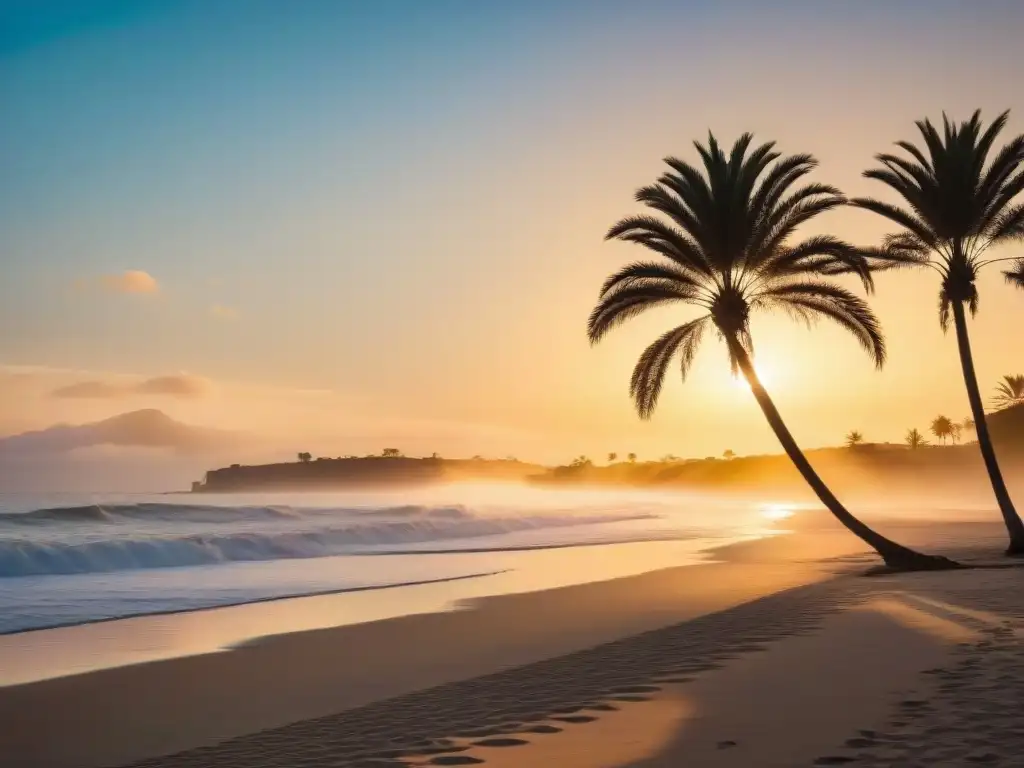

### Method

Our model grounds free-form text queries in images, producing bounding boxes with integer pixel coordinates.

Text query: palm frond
[987,202,1024,242]
[629,317,707,419]
[754,282,885,367]
[587,284,697,343]
[1003,257,1024,289]
[599,261,704,298]
[849,197,938,248]
[605,215,713,276]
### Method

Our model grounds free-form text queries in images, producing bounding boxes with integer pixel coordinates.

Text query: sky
[3,0,1024,471]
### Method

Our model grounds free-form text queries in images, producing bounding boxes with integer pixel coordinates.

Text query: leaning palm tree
[588,132,952,570]
[993,374,1024,410]
[853,111,1024,553]
[845,430,865,448]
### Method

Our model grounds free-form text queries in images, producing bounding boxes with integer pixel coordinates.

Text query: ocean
[0,484,795,636]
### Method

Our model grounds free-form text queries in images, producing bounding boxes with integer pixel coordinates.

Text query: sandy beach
[3,520,1024,768]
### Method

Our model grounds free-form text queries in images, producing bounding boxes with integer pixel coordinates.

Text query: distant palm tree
[962,416,976,435]
[570,455,592,468]
[993,374,1024,410]
[381,448,402,458]
[297,452,312,463]
[951,423,963,444]
[845,430,864,448]
[723,449,735,460]
[588,132,950,570]
[627,452,637,463]
[607,452,618,463]
[905,428,928,449]
[931,416,954,445]
[854,110,1024,554]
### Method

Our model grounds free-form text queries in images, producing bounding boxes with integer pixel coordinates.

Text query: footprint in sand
[472,737,530,747]
[523,724,562,734]
[813,757,856,765]
[610,685,661,694]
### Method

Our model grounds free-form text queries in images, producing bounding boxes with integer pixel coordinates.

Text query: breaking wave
[0,502,659,577]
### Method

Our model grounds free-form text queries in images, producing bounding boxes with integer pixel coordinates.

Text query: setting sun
[760,504,795,521]
[732,359,780,392]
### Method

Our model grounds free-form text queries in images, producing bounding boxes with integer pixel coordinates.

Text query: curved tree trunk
[729,340,956,570]
[951,301,1024,555]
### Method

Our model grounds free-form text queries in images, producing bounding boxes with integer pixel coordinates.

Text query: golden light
[732,359,778,391]
[760,503,794,521]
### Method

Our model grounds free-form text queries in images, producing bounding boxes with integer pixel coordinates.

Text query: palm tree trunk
[951,301,1024,555]
[729,340,955,570]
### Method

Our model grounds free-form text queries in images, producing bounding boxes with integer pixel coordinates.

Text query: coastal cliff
[192,456,543,492]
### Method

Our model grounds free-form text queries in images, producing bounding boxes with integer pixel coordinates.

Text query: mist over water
[0,482,1000,634]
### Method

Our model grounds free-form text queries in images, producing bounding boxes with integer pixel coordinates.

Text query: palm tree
[723,449,736,459]
[608,452,618,463]
[588,132,951,570]
[853,111,1024,554]
[993,374,1024,410]
[297,452,312,463]
[845,430,864,448]
[905,428,928,449]
[627,452,637,463]
[931,415,954,445]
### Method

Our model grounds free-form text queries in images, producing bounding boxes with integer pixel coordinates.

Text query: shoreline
[4,521,1018,768]
[0,568,509,638]
[0,538,838,768]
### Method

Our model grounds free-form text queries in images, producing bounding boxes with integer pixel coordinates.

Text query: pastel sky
[3,0,1024,465]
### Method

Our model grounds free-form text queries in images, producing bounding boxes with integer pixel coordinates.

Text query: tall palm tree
[993,374,1024,410]
[931,415,954,445]
[853,111,1024,554]
[845,430,865,448]
[905,428,928,449]
[588,133,952,570]
[608,452,618,463]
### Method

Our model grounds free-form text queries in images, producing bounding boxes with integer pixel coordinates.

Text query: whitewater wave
[0,507,659,577]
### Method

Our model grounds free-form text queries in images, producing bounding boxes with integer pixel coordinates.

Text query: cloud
[134,374,210,398]
[51,381,124,399]
[210,304,238,319]
[100,270,159,294]
[51,374,210,400]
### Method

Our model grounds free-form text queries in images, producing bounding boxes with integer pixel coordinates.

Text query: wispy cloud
[50,381,124,399]
[100,270,160,294]
[52,373,210,400]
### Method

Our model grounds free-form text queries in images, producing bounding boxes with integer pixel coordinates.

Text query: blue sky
[3,0,1024,462]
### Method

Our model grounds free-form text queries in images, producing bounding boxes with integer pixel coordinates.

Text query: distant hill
[986,402,1024,451]
[194,456,545,492]
[0,409,235,456]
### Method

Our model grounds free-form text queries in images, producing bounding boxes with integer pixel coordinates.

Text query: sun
[732,359,777,391]
[760,503,794,521]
